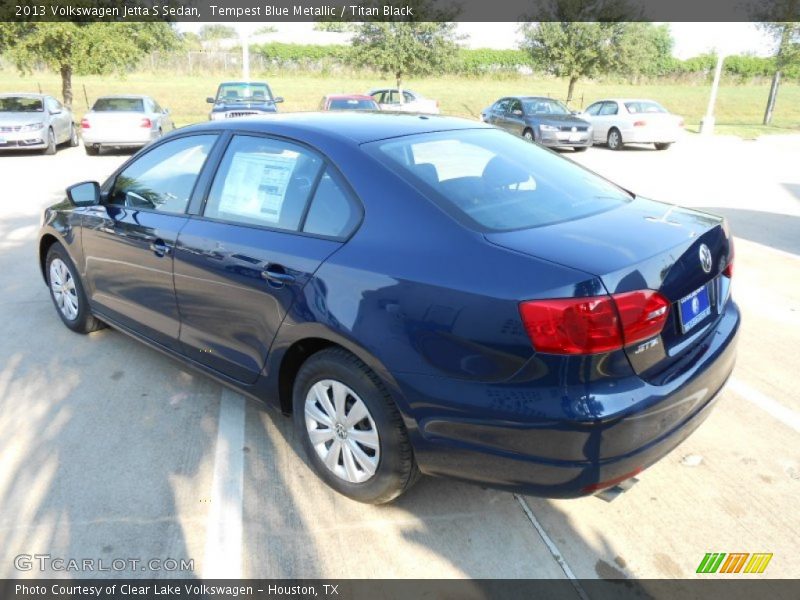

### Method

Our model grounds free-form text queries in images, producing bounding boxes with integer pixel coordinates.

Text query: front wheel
[607,128,623,151]
[46,243,105,333]
[293,348,419,504]
[655,142,672,151]
[43,128,57,155]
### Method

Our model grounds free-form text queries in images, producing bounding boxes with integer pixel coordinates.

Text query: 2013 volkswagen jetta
[38,113,739,503]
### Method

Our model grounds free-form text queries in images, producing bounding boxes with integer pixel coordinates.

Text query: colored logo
[696,552,773,574]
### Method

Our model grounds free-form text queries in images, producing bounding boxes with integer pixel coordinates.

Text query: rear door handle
[150,239,170,257]
[261,265,295,286]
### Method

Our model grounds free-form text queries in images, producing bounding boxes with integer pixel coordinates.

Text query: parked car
[580,98,685,150]
[0,93,78,155]
[367,88,439,114]
[81,95,174,156]
[207,81,283,120]
[39,113,738,504]
[320,94,380,111]
[481,96,592,151]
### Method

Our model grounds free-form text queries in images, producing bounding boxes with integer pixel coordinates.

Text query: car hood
[0,112,46,124]
[527,114,590,127]
[211,101,278,113]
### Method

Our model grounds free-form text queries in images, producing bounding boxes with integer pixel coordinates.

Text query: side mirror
[273,97,284,103]
[571,110,581,115]
[206,97,215,104]
[66,181,100,207]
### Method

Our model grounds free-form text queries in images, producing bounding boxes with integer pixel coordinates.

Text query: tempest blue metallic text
[38,113,739,503]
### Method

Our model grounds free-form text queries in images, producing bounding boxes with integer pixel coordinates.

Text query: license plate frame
[678,284,712,333]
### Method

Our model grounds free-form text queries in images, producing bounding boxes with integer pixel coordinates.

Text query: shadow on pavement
[699,207,800,256]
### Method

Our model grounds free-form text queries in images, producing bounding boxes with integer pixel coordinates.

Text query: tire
[522,128,535,142]
[43,128,56,155]
[45,243,105,334]
[85,145,99,156]
[573,146,588,153]
[69,124,79,147]
[293,347,419,504]
[607,128,623,151]
[655,142,672,151]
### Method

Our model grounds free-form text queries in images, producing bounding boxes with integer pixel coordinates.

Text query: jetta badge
[699,244,713,273]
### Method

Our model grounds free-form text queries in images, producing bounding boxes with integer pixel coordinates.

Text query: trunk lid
[486,197,733,381]
[85,110,150,133]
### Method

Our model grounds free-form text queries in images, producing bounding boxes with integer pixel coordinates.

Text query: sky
[181,22,777,59]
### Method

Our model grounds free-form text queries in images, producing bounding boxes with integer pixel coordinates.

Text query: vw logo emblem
[699,244,713,274]
[571,126,577,132]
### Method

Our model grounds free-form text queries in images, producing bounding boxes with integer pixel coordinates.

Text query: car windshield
[217,83,272,102]
[329,99,377,110]
[92,98,145,112]
[369,128,631,232]
[0,97,44,112]
[523,99,570,115]
[625,101,667,114]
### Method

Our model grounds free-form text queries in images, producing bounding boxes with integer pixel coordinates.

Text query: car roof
[179,112,489,145]
[325,94,375,100]
[367,88,418,95]
[218,81,269,86]
[592,98,663,104]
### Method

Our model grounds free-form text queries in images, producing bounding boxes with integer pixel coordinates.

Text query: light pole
[241,31,250,80]
[699,52,725,135]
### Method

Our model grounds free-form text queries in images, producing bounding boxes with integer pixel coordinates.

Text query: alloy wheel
[49,258,79,321]
[304,379,380,484]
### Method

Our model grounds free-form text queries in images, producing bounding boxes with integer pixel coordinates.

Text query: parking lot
[0,133,798,583]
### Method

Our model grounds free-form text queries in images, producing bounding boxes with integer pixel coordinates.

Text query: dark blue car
[38,113,739,503]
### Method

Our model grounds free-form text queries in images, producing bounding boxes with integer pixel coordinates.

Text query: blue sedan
[38,113,739,503]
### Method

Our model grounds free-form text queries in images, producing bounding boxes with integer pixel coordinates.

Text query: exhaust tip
[595,477,639,502]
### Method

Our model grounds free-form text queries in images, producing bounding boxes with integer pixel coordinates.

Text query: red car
[319,94,380,111]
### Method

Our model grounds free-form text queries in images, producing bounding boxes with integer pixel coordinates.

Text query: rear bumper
[398,301,740,497]
[82,130,153,147]
[623,129,680,144]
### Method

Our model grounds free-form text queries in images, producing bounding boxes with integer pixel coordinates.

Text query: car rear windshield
[217,83,271,102]
[93,98,145,112]
[329,99,377,110]
[624,101,667,114]
[369,128,632,232]
[0,97,43,112]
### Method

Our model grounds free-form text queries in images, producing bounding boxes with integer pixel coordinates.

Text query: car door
[583,102,604,142]
[80,134,219,349]
[486,99,509,127]
[173,133,362,383]
[504,98,526,136]
[595,101,620,141]
[46,97,70,143]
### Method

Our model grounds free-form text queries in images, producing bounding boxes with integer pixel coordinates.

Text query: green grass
[2,69,799,138]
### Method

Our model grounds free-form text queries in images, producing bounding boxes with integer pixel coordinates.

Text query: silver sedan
[579,98,685,151]
[0,93,78,155]
[80,95,174,156]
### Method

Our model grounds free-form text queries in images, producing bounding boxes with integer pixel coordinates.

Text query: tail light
[140,118,152,128]
[723,239,734,278]
[519,290,670,355]
[678,118,685,128]
[633,120,647,127]
[80,118,90,129]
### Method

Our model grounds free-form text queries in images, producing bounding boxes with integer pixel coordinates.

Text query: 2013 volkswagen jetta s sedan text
[38,113,739,503]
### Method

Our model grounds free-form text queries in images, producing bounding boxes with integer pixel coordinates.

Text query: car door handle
[150,240,170,257]
[261,266,295,286]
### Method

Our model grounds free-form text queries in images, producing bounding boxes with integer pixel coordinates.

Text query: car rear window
[625,101,667,114]
[368,128,632,232]
[328,99,377,110]
[93,98,145,112]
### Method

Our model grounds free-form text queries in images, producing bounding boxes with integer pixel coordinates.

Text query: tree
[0,23,177,107]
[351,0,460,101]
[519,0,641,103]
[612,23,675,80]
[759,22,800,123]
[198,25,238,41]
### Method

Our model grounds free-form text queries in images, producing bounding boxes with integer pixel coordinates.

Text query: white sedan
[367,88,440,114]
[580,98,684,151]
[80,95,174,156]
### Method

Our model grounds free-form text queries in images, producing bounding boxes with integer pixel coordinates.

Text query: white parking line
[728,377,800,434]
[202,388,246,578]
[514,494,589,600]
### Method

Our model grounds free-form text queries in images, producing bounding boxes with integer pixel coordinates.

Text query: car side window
[303,169,360,238]
[585,102,603,116]
[204,135,323,232]
[599,102,619,116]
[508,99,523,114]
[152,100,162,113]
[403,91,414,103]
[109,135,216,213]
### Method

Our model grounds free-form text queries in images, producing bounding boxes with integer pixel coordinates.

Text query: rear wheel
[85,145,99,156]
[43,128,56,155]
[607,128,623,151]
[523,128,535,142]
[655,142,672,151]
[293,348,419,504]
[46,243,105,334]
